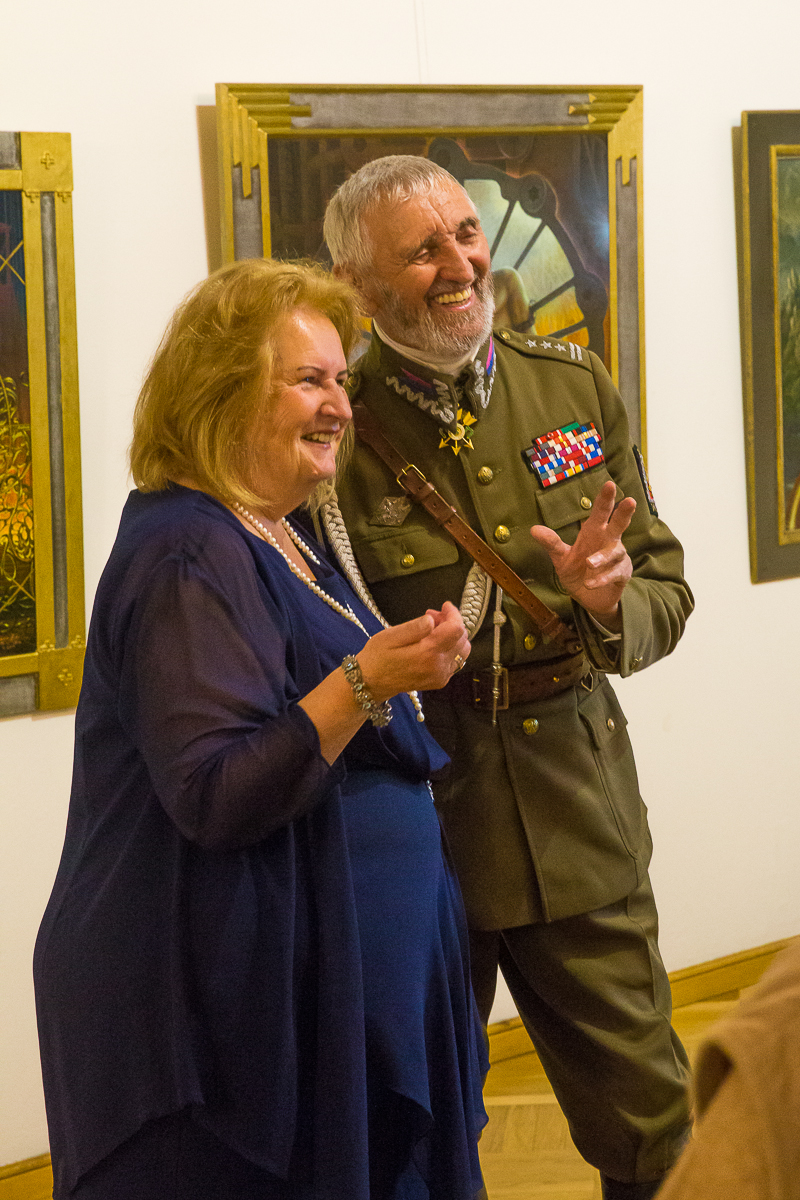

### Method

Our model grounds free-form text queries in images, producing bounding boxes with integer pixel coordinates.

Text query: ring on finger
[453,653,465,672]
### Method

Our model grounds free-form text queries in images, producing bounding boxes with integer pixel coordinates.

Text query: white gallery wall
[2,0,799,1167]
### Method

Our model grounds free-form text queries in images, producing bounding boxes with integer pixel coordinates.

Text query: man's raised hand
[529,480,636,631]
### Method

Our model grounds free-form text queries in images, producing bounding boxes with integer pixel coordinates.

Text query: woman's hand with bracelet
[356,602,471,703]
[300,603,469,764]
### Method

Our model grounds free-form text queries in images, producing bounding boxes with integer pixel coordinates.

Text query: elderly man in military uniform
[321,155,693,1200]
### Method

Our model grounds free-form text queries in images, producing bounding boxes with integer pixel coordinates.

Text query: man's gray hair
[324,155,463,275]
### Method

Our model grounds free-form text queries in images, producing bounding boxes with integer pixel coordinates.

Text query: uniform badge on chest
[522,421,604,486]
[369,495,413,527]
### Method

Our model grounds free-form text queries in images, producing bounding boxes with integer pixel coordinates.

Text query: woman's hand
[356,602,470,703]
[299,603,469,765]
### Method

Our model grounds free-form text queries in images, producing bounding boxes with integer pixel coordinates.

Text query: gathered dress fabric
[33,486,487,1200]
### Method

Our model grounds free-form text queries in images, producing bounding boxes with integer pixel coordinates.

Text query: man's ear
[332,262,357,288]
[333,262,378,317]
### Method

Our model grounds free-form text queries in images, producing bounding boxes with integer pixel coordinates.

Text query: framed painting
[0,131,84,716]
[213,84,646,451]
[736,110,800,582]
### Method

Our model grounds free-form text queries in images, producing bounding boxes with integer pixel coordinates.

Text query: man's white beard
[375,272,495,358]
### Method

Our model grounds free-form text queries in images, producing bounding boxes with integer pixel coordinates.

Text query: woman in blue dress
[34,259,487,1200]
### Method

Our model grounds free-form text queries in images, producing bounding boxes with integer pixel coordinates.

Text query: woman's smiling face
[248,307,351,515]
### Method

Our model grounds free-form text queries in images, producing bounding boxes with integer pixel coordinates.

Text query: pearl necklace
[233,503,369,635]
[233,503,425,723]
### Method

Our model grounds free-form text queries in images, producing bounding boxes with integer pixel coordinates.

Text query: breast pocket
[536,466,621,537]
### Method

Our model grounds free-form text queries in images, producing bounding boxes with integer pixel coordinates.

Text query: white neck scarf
[372,321,479,378]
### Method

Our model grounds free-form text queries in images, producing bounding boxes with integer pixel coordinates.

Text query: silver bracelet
[341,655,393,727]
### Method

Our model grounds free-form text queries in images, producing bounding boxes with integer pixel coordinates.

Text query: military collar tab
[495,328,592,369]
[459,337,495,413]
[377,335,497,436]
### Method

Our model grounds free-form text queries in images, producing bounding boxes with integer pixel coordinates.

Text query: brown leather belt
[445,650,589,710]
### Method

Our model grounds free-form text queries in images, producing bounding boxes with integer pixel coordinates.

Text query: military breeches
[470,874,692,1183]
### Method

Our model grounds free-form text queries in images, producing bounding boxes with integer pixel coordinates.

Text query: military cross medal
[439,408,477,455]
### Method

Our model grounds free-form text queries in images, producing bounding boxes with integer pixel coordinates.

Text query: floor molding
[488,934,797,1064]
[0,1154,52,1200]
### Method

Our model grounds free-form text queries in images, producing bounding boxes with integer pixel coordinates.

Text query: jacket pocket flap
[537,467,620,532]
[578,684,629,751]
[352,528,460,583]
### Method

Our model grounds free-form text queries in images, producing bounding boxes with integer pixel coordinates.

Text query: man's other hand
[530,480,636,632]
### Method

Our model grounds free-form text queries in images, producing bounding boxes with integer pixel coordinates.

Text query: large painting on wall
[213,85,646,452]
[0,131,84,715]
[736,109,800,582]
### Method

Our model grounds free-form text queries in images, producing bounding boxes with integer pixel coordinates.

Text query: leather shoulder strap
[351,404,579,649]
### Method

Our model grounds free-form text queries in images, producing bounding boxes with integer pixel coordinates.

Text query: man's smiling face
[354,179,494,357]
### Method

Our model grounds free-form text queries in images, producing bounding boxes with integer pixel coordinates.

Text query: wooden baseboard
[667,936,795,1005]
[488,935,797,1064]
[3,937,796,1190]
[0,1154,52,1200]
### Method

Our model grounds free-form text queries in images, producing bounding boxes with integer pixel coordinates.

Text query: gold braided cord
[321,495,492,639]
[320,498,389,628]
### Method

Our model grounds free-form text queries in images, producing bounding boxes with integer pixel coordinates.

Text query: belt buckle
[396,463,427,489]
[472,666,509,711]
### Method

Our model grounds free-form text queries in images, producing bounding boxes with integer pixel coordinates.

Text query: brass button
[477,466,494,485]
[631,657,642,669]
[524,634,537,651]
[401,553,415,568]
[494,524,511,543]
[499,330,511,341]
[523,718,539,735]
[580,496,593,510]
[607,717,616,731]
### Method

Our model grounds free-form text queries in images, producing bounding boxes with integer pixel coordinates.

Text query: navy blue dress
[33,487,487,1200]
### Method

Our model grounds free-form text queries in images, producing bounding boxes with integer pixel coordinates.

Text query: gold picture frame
[0,131,84,715]
[212,84,646,452]
[736,110,800,582]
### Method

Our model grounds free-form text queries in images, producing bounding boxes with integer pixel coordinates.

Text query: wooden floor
[479,998,737,1199]
[0,1000,739,1200]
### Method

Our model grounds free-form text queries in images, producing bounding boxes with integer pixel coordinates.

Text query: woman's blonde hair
[129,257,361,509]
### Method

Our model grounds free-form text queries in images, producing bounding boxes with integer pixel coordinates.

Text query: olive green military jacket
[335,329,693,928]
